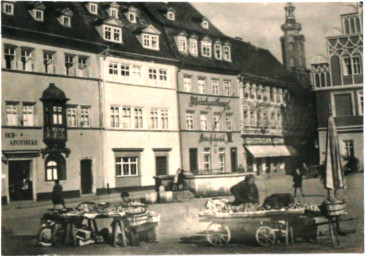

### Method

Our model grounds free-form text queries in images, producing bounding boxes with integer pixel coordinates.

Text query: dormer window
[88,3,98,15]
[201,38,212,58]
[58,8,73,28]
[167,11,175,21]
[178,36,187,52]
[201,19,209,29]
[108,3,119,18]
[62,16,71,27]
[189,36,198,56]
[2,2,14,15]
[129,12,136,23]
[35,10,43,21]
[214,43,222,60]
[143,34,159,50]
[29,3,46,22]
[223,44,231,61]
[103,25,122,43]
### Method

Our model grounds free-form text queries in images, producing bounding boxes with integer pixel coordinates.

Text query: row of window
[67,105,91,127]
[242,84,287,104]
[342,14,362,35]
[178,36,231,61]
[183,77,232,95]
[108,62,168,86]
[185,112,232,131]
[3,46,90,77]
[242,106,282,128]
[110,106,169,130]
[6,102,35,126]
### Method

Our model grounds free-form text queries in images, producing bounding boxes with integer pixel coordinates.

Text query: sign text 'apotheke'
[190,96,230,108]
[4,132,38,146]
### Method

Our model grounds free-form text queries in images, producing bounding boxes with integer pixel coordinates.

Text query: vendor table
[62,214,158,247]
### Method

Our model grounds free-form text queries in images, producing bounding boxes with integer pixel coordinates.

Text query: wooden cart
[199,210,305,247]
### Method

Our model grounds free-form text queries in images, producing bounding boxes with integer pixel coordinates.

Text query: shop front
[243,136,298,175]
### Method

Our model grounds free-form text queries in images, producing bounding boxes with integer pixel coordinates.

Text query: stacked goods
[147,211,161,223]
[322,198,346,216]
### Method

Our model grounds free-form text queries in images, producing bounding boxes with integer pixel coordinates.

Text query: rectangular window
[250,110,256,126]
[223,81,231,96]
[104,26,122,43]
[189,39,198,55]
[129,12,136,23]
[159,69,167,85]
[53,106,63,125]
[104,26,111,40]
[243,106,249,127]
[200,114,208,130]
[132,65,141,79]
[120,64,130,78]
[186,113,194,130]
[161,109,169,129]
[21,49,33,71]
[214,44,222,59]
[214,114,221,131]
[134,108,143,128]
[226,114,232,131]
[201,41,212,57]
[212,79,219,95]
[113,28,121,42]
[109,63,118,75]
[90,3,97,14]
[223,45,231,61]
[150,108,159,129]
[343,57,352,76]
[148,68,157,85]
[184,77,192,92]
[219,148,225,172]
[67,106,77,127]
[22,104,34,127]
[35,10,43,21]
[179,36,187,52]
[78,56,89,77]
[343,140,354,157]
[110,8,118,18]
[110,106,120,128]
[358,90,363,115]
[80,106,90,127]
[334,93,353,116]
[143,34,159,50]
[65,55,74,76]
[203,148,211,170]
[3,3,14,15]
[352,56,362,74]
[198,79,206,94]
[6,103,18,126]
[116,157,138,177]
[43,52,54,74]
[122,107,131,128]
[4,46,15,69]
[63,16,71,27]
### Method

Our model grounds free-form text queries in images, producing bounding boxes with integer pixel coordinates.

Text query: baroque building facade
[311,4,363,165]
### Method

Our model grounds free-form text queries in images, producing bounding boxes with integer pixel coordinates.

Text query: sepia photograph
[1,1,363,254]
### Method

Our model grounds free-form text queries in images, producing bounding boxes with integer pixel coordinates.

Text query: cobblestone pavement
[2,173,363,254]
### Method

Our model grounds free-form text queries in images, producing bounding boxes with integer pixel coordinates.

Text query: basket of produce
[322,199,346,216]
[147,211,161,223]
[127,212,148,227]
[126,207,146,215]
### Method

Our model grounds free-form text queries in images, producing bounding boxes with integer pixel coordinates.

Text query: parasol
[324,114,346,196]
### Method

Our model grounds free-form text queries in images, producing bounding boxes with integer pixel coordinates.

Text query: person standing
[177,169,186,191]
[52,180,66,209]
[172,168,180,191]
[293,165,305,197]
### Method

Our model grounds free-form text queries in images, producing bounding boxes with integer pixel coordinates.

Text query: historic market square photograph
[1,1,363,255]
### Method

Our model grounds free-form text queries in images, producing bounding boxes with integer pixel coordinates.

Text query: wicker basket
[127,213,148,226]
[323,201,346,216]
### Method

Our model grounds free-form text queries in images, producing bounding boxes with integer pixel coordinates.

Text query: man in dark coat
[230,174,259,206]
[52,180,66,209]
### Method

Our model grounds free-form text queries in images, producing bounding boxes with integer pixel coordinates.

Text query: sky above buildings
[192,2,358,69]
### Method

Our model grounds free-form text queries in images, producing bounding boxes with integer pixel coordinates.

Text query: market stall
[37,201,161,247]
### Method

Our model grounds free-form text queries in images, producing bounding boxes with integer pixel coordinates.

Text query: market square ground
[2,173,363,254]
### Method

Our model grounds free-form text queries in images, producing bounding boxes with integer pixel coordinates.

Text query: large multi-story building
[1,2,105,204]
[311,5,363,165]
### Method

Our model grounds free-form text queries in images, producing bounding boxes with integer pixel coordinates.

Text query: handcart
[199,210,305,247]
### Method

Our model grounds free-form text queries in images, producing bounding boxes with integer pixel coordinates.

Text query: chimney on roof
[235,37,243,41]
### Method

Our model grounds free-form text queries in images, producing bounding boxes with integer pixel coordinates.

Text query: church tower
[280,2,310,84]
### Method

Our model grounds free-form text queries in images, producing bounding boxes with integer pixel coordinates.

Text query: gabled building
[311,4,363,165]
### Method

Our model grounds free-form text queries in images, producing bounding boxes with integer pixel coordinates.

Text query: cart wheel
[37,227,53,247]
[256,226,276,247]
[206,222,231,246]
[52,224,66,246]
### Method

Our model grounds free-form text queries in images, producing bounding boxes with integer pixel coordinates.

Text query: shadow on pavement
[2,230,46,255]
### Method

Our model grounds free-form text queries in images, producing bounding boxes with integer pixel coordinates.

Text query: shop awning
[245,145,298,158]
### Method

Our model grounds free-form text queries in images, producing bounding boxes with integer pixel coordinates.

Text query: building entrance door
[81,159,93,194]
[230,148,237,172]
[9,160,33,201]
[189,148,198,173]
[156,156,168,176]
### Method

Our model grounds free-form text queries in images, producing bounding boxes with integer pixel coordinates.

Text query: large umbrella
[324,116,346,195]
